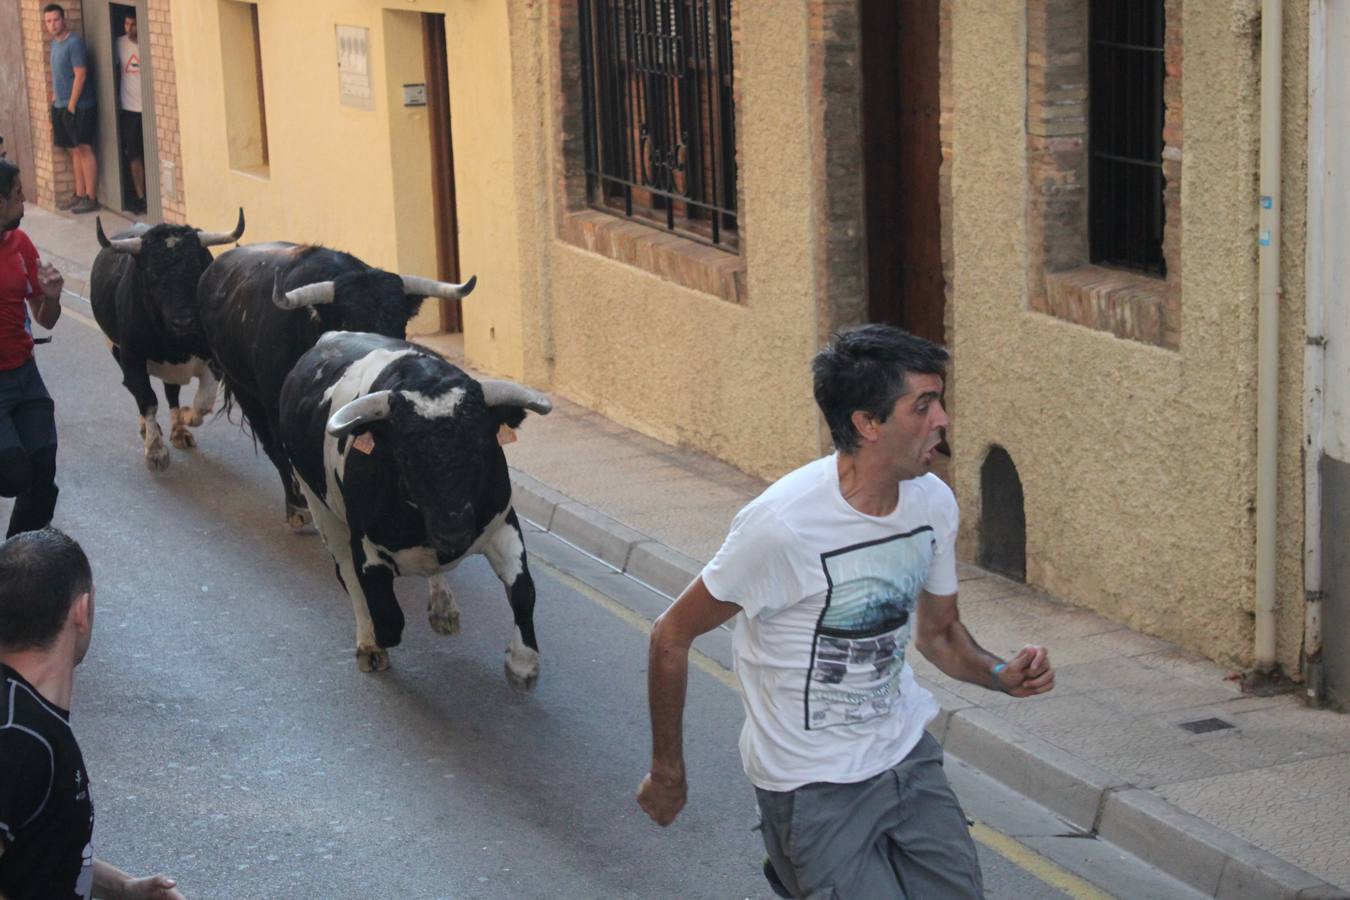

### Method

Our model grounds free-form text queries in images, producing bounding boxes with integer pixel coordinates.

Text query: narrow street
[35,290,1195,898]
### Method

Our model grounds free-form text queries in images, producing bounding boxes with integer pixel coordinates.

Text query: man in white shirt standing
[637,325,1055,898]
[115,12,145,215]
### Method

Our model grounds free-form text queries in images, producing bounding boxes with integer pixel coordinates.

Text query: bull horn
[274,274,336,310]
[95,217,142,255]
[195,207,246,247]
[479,379,552,415]
[399,273,477,300]
[327,390,393,438]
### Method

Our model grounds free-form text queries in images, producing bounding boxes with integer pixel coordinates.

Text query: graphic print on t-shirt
[805,527,935,730]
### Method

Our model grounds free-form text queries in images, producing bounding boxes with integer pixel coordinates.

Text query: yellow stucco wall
[950,1,1309,672]
[172,0,522,342]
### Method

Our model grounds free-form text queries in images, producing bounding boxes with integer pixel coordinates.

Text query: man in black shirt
[0,528,183,900]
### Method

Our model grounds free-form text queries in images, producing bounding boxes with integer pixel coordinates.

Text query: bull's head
[271,269,476,340]
[326,374,550,559]
[96,209,246,340]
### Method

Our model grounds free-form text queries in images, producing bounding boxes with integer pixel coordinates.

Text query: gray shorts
[754,732,984,899]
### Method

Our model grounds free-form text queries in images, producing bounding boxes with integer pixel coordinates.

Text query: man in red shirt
[0,158,64,537]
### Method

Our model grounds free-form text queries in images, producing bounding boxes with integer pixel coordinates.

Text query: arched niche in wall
[978,445,1026,582]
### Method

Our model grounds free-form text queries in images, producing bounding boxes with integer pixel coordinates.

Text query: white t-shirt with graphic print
[702,454,958,792]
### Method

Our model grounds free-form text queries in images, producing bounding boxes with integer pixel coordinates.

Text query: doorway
[109,3,145,214]
[859,0,945,345]
[383,10,463,336]
[0,0,36,197]
[83,0,159,219]
[422,14,463,333]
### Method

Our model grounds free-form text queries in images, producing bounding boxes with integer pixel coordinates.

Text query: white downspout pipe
[1255,0,1283,675]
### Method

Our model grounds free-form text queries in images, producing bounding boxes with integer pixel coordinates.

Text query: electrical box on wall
[402,83,427,107]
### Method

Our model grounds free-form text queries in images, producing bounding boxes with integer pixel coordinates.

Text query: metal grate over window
[1089,0,1166,276]
[578,0,738,250]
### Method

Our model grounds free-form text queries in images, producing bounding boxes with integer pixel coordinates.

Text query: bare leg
[67,147,87,198]
[130,157,145,199]
[75,144,97,199]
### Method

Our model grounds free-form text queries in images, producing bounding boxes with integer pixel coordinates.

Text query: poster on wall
[337,25,374,110]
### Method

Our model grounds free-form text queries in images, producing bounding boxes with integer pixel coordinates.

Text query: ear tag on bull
[497,424,518,446]
[352,432,376,455]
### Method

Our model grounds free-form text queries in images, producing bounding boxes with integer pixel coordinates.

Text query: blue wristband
[990,662,1008,690]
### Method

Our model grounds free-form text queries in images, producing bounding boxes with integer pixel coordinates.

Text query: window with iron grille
[577,0,738,250]
[1089,0,1166,276]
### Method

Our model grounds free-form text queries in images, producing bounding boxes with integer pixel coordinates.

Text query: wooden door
[861,0,944,345]
[422,14,463,333]
[0,0,36,194]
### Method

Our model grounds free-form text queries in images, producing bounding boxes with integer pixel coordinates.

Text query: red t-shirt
[0,229,39,371]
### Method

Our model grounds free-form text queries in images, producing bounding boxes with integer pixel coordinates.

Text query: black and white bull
[197,242,474,530]
[89,211,245,471]
[278,331,550,688]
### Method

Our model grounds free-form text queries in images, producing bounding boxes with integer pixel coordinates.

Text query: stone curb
[508,469,1350,900]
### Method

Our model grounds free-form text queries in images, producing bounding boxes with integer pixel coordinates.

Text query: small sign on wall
[402,84,427,107]
[337,25,374,110]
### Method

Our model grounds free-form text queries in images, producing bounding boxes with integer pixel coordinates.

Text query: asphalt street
[10,289,1203,899]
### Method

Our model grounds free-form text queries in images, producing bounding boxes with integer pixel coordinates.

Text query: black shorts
[51,105,96,149]
[119,110,144,160]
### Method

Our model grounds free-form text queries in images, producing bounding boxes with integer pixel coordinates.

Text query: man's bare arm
[915,590,1054,697]
[67,67,87,112]
[92,859,184,899]
[636,576,740,826]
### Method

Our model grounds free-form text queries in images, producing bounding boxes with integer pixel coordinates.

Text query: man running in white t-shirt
[637,324,1055,899]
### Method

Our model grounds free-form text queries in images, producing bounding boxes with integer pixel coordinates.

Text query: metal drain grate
[1177,717,1235,734]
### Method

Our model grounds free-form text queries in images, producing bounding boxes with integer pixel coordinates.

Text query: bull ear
[479,379,552,415]
[95,217,142,255]
[274,273,337,309]
[327,390,394,438]
[400,273,476,301]
[196,207,246,247]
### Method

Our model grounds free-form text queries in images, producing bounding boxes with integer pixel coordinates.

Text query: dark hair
[812,324,949,453]
[42,4,65,17]
[0,528,92,652]
[0,158,18,199]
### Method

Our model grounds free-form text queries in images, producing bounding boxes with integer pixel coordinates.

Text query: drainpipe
[1302,1,1327,706]
[1254,0,1283,676]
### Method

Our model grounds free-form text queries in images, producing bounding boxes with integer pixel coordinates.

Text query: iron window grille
[1089,0,1166,277]
[578,0,738,250]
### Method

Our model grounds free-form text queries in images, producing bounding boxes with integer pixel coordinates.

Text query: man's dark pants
[755,732,985,899]
[0,359,59,536]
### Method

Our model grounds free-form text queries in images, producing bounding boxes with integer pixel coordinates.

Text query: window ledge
[1038,265,1177,350]
[560,210,745,304]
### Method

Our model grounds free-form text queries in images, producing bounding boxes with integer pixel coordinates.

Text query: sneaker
[57,194,79,211]
[762,858,792,898]
[71,196,99,214]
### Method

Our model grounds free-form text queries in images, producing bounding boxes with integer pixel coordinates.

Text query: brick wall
[1025,0,1182,350]
[21,0,83,209]
[146,0,184,223]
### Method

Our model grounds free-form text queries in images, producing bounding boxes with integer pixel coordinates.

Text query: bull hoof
[144,445,170,473]
[504,660,539,693]
[356,645,390,673]
[187,408,206,427]
[170,428,196,450]
[286,506,314,532]
[428,605,460,636]
[504,630,541,692]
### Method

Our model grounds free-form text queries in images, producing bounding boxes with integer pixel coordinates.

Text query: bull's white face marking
[146,355,211,387]
[504,626,540,692]
[404,387,465,420]
[166,236,181,248]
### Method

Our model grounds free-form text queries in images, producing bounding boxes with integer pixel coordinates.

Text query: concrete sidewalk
[24,204,1350,900]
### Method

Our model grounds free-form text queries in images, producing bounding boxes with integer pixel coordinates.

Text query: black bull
[279,331,552,688]
[197,242,474,529]
[88,211,244,471]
